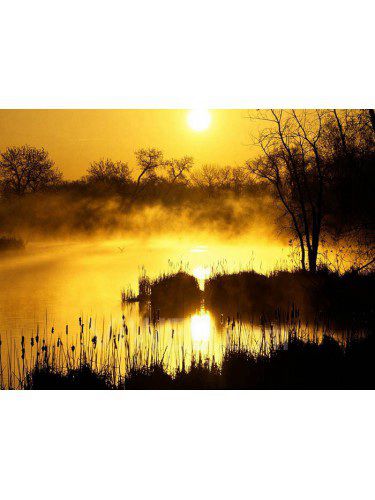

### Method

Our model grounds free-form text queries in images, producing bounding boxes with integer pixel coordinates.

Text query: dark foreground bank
[23,332,375,390]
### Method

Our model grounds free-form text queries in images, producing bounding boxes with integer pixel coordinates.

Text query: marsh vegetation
[1,309,373,389]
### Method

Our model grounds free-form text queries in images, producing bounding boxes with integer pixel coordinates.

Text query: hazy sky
[0,109,259,179]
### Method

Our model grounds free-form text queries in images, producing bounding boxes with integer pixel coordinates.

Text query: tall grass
[0,310,371,389]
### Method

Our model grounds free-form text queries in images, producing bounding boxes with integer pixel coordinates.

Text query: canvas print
[0,109,374,389]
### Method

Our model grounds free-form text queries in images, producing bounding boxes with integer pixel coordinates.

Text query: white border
[0,1,373,108]
[0,1,374,499]
[0,390,374,499]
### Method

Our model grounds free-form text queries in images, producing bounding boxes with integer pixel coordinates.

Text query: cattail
[21,336,25,348]
[51,327,54,334]
[71,345,75,353]
[79,317,82,326]
[30,337,34,347]
[66,325,69,335]
[57,338,61,347]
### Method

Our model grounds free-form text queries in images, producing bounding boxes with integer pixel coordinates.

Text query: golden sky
[0,110,258,179]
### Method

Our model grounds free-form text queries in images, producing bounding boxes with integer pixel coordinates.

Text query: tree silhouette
[164,156,193,184]
[248,109,375,272]
[230,166,251,196]
[322,110,375,271]
[133,148,164,197]
[0,145,61,195]
[190,164,231,195]
[86,159,131,185]
[248,110,330,272]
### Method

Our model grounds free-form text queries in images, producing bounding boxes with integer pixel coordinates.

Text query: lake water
[0,236,332,383]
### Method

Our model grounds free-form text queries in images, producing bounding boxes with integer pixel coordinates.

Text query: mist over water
[0,183,295,373]
[0,188,281,240]
[4,231,335,384]
[0,188,366,380]
[0,233,289,336]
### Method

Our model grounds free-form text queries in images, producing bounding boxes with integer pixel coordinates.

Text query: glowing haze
[0,109,258,179]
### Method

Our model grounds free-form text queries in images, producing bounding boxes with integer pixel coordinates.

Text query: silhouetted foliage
[205,268,375,324]
[0,145,62,195]
[21,332,375,389]
[139,271,202,316]
[25,363,112,390]
[86,158,132,185]
[134,148,164,195]
[164,156,193,184]
[247,109,375,273]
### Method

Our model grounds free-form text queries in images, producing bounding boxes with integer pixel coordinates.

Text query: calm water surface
[0,236,329,375]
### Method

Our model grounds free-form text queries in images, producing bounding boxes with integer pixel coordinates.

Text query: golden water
[0,236,328,384]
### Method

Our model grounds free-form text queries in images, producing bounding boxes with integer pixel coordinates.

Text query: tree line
[0,145,258,197]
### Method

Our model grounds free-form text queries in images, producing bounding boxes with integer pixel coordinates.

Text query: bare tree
[190,164,231,195]
[230,165,251,196]
[247,110,328,272]
[322,110,375,272]
[133,148,164,195]
[248,109,375,272]
[86,158,131,184]
[325,109,374,158]
[0,145,62,195]
[164,156,193,184]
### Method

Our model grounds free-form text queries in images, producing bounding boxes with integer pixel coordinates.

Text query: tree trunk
[308,248,318,273]
[308,226,320,272]
[298,235,306,271]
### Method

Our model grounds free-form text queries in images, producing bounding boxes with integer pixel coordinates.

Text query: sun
[187,109,211,132]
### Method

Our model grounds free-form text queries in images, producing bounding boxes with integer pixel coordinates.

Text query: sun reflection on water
[192,265,211,290]
[191,309,211,343]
